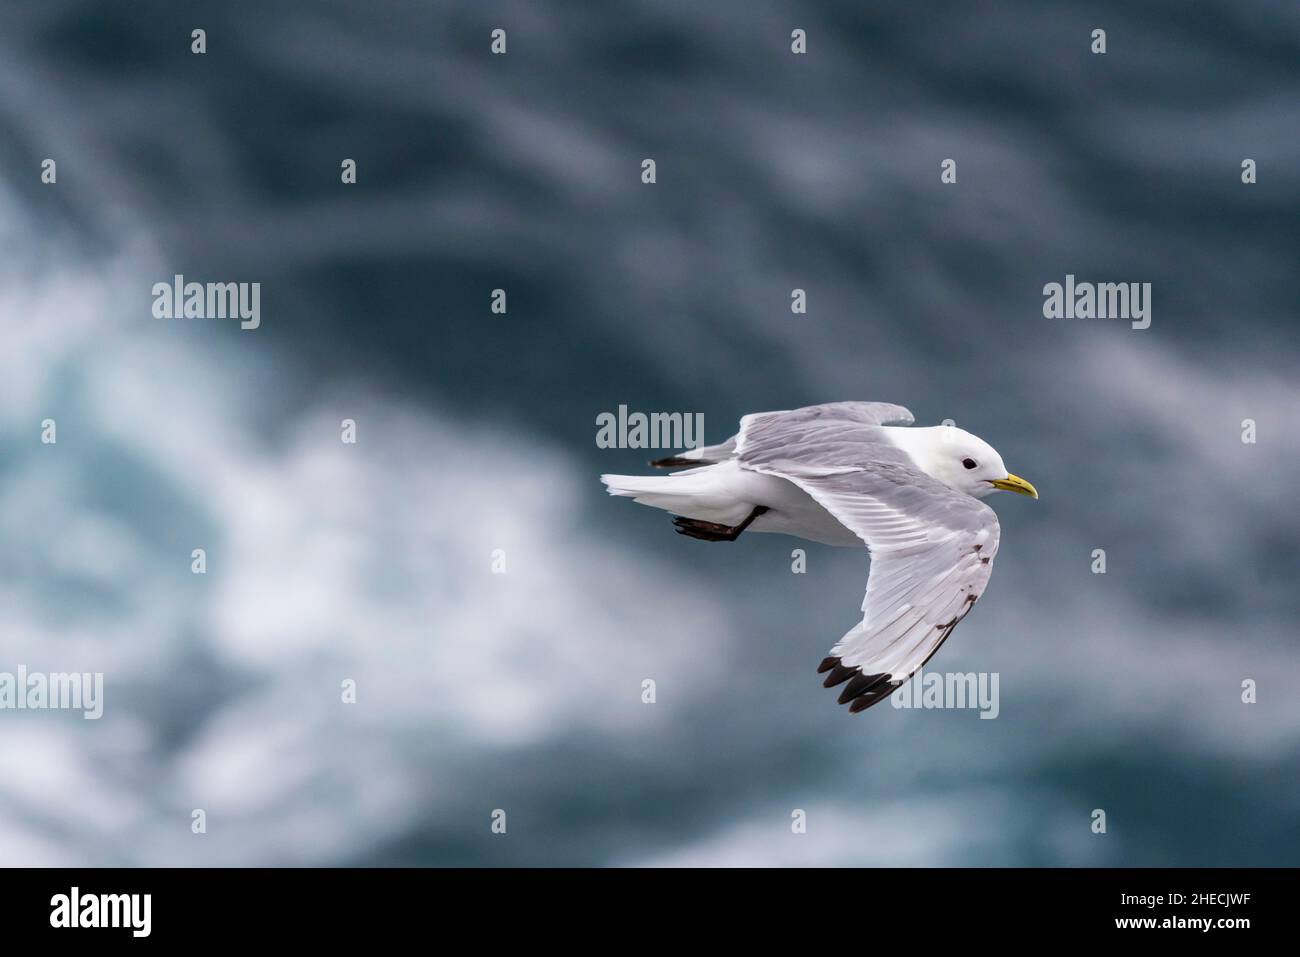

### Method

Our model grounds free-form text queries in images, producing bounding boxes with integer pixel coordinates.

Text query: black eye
[962,458,977,470]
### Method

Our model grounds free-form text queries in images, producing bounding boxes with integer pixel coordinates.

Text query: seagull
[600,402,1037,714]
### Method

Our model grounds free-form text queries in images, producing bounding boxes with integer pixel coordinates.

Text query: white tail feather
[600,466,753,524]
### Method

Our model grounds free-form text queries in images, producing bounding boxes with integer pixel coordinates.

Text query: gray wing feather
[734,402,999,714]
[659,402,911,469]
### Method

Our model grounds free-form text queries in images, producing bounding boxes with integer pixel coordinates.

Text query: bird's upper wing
[739,401,915,439]
[656,403,915,468]
[736,404,999,714]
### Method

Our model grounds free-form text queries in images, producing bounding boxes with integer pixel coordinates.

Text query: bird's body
[600,401,1038,714]
[600,459,862,545]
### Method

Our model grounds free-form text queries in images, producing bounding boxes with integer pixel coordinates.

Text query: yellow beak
[988,473,1039,499]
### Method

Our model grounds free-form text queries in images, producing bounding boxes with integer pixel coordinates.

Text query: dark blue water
[0,0,1296,865]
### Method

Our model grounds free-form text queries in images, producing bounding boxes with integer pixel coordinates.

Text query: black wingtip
[817,656,895,713]
[649,455,694,468]
[849,691,888,714]
[822,664,857,689]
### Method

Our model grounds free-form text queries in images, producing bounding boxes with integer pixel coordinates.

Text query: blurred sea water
[0,0,1297,866]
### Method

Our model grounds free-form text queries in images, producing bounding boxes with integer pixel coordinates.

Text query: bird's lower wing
[735,407,999,714]
[819,524,998,711]
[789,472,1000,712]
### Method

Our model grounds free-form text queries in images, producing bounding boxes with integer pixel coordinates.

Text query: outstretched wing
[736,404,998,714]
[654,402,914,469]
[739,401,914,441]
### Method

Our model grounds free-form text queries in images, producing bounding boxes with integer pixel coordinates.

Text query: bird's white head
[887,425,1038,500]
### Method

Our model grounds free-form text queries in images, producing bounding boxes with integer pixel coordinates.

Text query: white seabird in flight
[600,402,1038,714]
